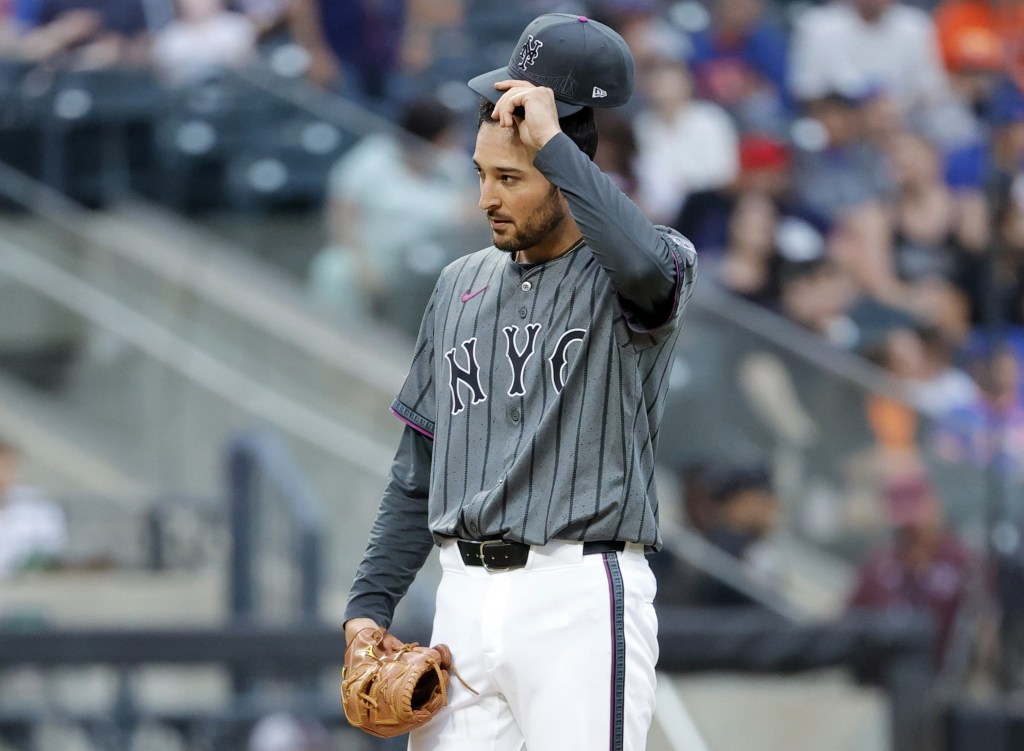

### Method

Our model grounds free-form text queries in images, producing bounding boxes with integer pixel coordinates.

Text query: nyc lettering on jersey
[445,325,587,414]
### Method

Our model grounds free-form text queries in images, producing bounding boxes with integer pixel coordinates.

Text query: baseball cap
[739,134,789,173]
[945,27,1003,72]
[936,2,1005,72]
[468,13,635,118]
[707,464,772,503]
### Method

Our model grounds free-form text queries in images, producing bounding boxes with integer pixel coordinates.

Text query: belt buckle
[478,540,515,572]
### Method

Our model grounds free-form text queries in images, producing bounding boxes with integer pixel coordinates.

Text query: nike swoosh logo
[460,286,487,303]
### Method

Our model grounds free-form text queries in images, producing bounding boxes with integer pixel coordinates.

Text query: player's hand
[490,80,562,157]
[345,618,384,647]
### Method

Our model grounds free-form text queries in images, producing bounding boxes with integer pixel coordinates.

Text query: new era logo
[592,86,607,98]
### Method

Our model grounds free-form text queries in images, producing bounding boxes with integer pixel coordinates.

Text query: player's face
[474,122,569,255]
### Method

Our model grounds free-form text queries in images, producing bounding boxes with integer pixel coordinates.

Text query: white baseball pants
[408,539,659,751]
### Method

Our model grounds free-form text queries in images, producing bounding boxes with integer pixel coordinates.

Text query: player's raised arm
[534,129,692,328]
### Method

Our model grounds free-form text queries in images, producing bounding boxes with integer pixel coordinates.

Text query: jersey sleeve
[532,133,696,333]
[623,227,698,337]
[390,283,439,439]
[344,425,435,628]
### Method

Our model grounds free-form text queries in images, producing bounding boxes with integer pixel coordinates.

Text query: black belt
[456,539,626,571]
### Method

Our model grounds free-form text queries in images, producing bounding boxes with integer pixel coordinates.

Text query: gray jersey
[391,136,697,548]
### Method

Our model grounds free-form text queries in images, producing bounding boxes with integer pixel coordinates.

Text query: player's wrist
[344,617,380,646]
[532,126,561,152]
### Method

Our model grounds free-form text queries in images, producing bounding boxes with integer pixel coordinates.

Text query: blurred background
[0,0,1023,748]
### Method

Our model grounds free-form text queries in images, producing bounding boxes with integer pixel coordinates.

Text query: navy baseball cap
[468,13,635,117]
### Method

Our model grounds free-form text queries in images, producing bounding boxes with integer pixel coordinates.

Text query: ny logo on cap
[518,35,543,68]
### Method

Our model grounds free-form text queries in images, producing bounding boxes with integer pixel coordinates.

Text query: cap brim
[467,66,583,118]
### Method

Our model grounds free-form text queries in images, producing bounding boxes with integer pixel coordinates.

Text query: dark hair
[708,464,772,503]
[401,97,457,143]
[477,97,598,160]
[776,258,823,289]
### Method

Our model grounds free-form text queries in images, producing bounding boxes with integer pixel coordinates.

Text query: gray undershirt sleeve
[533,132,678,323]
[344,425,435,629]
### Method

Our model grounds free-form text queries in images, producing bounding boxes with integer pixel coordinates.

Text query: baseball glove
[341,627,471,738]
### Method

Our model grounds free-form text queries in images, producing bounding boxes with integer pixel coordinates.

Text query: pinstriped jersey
[391,233,696,548]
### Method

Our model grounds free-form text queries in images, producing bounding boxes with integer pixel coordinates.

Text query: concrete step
[652,671,889,751]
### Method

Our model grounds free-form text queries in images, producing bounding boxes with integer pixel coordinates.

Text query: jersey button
[520,280,532,292]
[518,307,528,318]
[510,408,521,423]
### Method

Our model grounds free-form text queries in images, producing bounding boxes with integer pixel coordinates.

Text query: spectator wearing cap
[676,132,789,251]
[790,88,895,225]
[847,471,980,667]
[632,54,739,225]
[691,464,782,607]
[676,132,826,267]
[736,133,791,196]
[652,463,782,608]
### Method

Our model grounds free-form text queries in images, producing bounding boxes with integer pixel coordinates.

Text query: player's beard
[491,186,566,254]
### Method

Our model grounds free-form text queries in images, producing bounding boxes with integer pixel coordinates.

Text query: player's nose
[478,187,500,212]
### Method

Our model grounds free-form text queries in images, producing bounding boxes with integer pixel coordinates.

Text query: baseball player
[344,13,698,750]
